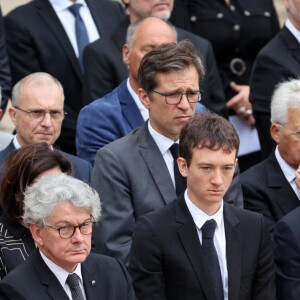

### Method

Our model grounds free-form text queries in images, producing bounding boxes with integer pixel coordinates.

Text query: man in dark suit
[241,79,300,234]
[76,17,206,165]
[82,0,228,118]
[0,173,135,300]
[4,0,124,154]
[250,0,300,158]
[92,41,243,266]
[0,6,11,113]
[273,204,300,300]
[0,72,91,184]
[129,113,275,300]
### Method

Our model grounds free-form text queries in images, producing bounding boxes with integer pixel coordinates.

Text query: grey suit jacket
[92,121,243,265]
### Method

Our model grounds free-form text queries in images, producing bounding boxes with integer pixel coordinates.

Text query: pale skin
[178,147,237,216]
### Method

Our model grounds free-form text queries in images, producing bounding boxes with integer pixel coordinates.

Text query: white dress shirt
[48,0,100,58]
[126,78,149,122]
[275,146,299,199]
[13,135,54,150]
[40,250,86,300]
[148,121,178,188]
[185,191,228,300]
[285,18,300,44]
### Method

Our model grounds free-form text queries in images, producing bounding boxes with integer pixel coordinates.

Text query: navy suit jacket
[129,195,275,300]
[241,151,299,234]
[76,79,206,166]
[0,141,92,184]
[0,249,135,300]
[4,0,124,154]
[250,26,300,158]
[273,206,300,300]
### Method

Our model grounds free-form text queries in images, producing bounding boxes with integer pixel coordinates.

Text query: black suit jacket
[241,151,299,234]
[0,249,135,300]
[4,0,124,154]
[0,140,92,184]
[250,26,300,158]
[83,16,228,118]
[273,206,300,300]
[129,196,275,300]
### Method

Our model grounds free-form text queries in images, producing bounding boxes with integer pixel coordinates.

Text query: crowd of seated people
[0,1,299,299]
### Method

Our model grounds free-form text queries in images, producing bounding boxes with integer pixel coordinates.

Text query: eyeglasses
[46,219,96,239]
[151,90,202,105]
[278,124,300,140]
[14,106,66,122]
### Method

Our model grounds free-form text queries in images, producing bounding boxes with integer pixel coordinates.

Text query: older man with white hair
[0,174,135,300]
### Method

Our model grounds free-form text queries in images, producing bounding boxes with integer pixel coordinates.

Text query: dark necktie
[68,4,89,71]
[169,143,186,196]
[201,219,224,300]
[66,273,84,300]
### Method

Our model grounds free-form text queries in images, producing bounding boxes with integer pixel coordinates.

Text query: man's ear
[138,88,151,109]
[270,123,281,144]
[30,224,44,248]
[177,157,188,178]
[122,44,130,66]
[8,106,18,126]
[0,109,3,119]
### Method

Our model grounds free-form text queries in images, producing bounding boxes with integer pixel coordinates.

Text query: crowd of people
[0,0,299,299]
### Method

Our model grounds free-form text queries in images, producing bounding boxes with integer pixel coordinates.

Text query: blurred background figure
[0,143,72,279]
[170,0,280,171]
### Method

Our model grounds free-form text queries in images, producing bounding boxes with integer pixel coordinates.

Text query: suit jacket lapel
[35,0,82,80]
[32,250,69,300]
[138,122,177,205]
[82,261,99,299]
[281,26,300,65]
[224,204,241,300]
[267,152,300,214]
[119,80,144,130]
[176,196,217,300]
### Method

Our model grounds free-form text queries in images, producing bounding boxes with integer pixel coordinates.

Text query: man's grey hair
[22,173,101,227]
[271,78,300,125]
[126,18,177,49]
[12,72,65,106]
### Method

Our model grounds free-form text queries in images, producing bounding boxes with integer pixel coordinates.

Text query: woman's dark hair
[0,143,73,222]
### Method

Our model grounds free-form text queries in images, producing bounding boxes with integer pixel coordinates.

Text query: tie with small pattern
[169,143,186,196]
[66,273,84,300]
[68,4,89,71]
[201,219,224,300]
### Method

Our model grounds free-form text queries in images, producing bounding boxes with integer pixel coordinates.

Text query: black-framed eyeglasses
[14,106,67,122]
[46,219,96,239]
[151,90,202,105]
[278,123,300,140]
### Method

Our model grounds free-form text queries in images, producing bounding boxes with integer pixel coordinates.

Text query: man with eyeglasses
[76,17,206,166]
[241,78,300,234]
[91,40,243,266]
[0,173,135,299]
[0,72,92,184]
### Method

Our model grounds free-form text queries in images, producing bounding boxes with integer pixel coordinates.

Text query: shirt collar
[49,0,87,11]
[40,250,83,287]
[275,146,297,183]
[285,19,300,44]
[148,121,179,156]
[13,135,54,150]
[184,190,224,230]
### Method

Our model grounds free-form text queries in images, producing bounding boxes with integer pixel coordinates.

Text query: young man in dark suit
[0,174,135,300]
[129,113,275,300]
[0,72,91,184]
[4,0,124,154]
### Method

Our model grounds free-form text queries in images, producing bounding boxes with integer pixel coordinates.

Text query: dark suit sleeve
[251,214,276,299]
[273,215,300,300]
[91,147,135,265]
[0,282,27,300]
[129,215,167,300]
[0,7,11,112]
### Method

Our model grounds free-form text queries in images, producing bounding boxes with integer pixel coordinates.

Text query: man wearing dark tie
[0,174,135,300]
[129,113,275,300]
[4,0,124,154]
